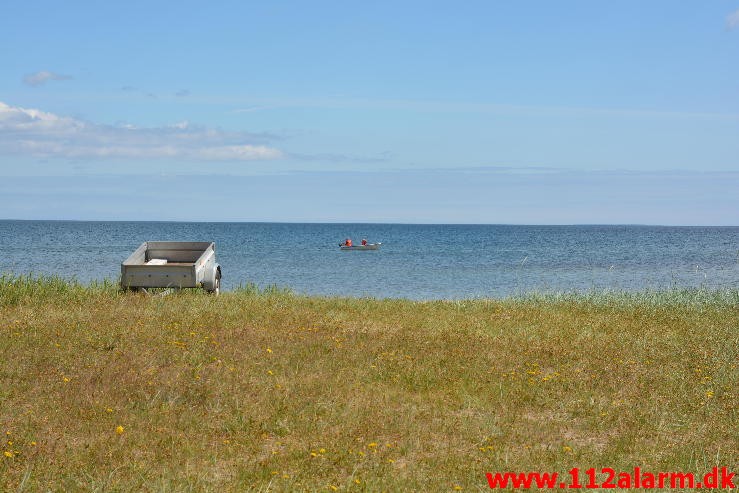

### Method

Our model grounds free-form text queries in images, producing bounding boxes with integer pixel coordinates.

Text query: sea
[0,221,737,300]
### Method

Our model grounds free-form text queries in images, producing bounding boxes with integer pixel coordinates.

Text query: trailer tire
[207,266,221,295]
[208,277,220,296]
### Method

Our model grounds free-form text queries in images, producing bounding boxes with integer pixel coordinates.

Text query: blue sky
[1,1,738,224]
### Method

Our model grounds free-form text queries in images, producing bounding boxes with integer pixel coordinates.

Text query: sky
[1,1,738,224]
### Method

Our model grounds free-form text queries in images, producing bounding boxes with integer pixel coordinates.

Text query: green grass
[0,275,737,491]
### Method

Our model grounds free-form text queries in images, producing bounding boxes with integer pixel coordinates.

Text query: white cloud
[0,101,283,161]
[120,86,157,98]
[23,71,72,87]
[232,105,275,113]
[727,9,739,29]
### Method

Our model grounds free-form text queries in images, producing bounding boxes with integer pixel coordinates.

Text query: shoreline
[2,274,737,306]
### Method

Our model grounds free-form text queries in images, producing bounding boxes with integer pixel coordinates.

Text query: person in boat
[361,239,367,246]
[344,238,353,247]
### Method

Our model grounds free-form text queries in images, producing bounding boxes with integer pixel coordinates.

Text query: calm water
[0,221,737,299]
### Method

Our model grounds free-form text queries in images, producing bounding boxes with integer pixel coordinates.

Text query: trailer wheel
[207,267,221,295]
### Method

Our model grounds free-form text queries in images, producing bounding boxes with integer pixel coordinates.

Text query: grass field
[1,276,737,491]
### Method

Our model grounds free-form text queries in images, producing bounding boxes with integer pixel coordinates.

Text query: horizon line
[1,218,736,228]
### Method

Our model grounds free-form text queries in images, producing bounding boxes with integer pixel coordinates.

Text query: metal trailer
[121,241,221,294]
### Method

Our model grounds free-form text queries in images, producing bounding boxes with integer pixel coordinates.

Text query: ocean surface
[0,221,737,300]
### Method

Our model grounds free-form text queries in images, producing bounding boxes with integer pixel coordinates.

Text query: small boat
[339,242,381,251]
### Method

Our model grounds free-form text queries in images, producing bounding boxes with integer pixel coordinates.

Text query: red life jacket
[346,239,352,247]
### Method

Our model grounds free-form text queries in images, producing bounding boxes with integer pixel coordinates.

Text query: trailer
[121,241,221,294]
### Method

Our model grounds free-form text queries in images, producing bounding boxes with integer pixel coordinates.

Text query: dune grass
[0,275,737,491]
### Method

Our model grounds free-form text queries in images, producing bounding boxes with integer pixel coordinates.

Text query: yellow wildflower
[266,348,273,353]
[115,425,125,435]
[3,451,13,458]
[354,479,361,484]
[319,448,326,453]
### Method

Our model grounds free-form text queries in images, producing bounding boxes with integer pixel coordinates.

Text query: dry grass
[0,276,737,491]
